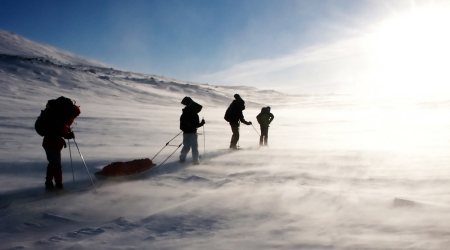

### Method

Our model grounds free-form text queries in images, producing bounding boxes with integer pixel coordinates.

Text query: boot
[45,180,54,190]
[55,183,64,190]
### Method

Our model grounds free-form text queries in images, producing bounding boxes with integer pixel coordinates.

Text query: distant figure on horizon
[179,96,205,165]
[224,94,252,149]
[35,96,80,190]
[256,106,274,146]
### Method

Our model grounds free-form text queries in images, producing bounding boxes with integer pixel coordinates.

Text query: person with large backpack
[179,97,205,165]
[35,96,81,190]
[224,94,252,149]
[256,106,274,146]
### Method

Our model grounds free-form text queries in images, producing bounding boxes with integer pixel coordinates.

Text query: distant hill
[0,30,107,67]
[0,29,291,109]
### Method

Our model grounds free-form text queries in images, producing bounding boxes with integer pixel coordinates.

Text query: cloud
[199,36,373,94]
[197,1,450,96]
[200,13,450,97]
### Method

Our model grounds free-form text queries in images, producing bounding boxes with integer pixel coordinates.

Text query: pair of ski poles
[67,135,97,193]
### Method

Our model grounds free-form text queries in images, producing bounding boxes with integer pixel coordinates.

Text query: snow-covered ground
[1,30,450,249]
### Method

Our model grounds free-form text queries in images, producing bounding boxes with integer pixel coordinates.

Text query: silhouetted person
[224,94,252,149]
[256,106,274,146]
[36,96,80,190]
[179,97,205,165]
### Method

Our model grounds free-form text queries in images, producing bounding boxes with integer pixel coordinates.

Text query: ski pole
[151,131,183,161]
[251,124,270,149]
[73,138,97,193]
[251,124,260,137]
[68,139,75,184]
[202,117,205,160]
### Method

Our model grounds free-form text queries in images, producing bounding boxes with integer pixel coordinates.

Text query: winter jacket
[42,105,81,150]
[225,100,251,125]
[180,107,204,133]
[257,109,274,127]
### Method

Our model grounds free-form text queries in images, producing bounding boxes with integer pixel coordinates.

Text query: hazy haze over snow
[1,30,450,250]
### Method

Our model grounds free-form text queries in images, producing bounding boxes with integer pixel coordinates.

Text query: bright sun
[368,5,450,95]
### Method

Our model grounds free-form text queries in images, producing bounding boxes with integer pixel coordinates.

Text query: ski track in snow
[2,30,450,249]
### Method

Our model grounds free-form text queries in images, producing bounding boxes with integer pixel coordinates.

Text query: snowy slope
[2,30,450,250]
[0,30,107,67]
[0,30,291,108]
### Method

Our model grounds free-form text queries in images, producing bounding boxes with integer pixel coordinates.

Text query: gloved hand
[246,121,252,125]
[200,119,205,126]
[65,131,75,139]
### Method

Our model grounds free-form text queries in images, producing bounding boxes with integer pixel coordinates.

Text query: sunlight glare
[369,6,450,95]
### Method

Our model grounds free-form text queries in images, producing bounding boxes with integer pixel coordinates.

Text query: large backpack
[225,98,246,122]
[35,96,76,136]
[224,103,235,122]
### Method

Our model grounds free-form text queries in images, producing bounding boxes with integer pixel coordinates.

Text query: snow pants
[180,133,199,163]
[260,125,269,145]
[44,147,63,184]
[229,122,240,148]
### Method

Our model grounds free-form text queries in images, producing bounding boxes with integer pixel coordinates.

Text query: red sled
[95,158,157,180]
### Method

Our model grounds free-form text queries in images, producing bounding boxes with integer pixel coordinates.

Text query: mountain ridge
[0,29,291,108]
[0,30,107,68]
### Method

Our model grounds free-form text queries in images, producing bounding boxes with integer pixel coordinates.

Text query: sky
[1,0,450,95]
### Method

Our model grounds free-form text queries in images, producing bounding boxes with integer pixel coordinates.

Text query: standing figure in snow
[35,96,80,190]
[256,106,274,146]
[179,97,205,165]
[224,94,252,149]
